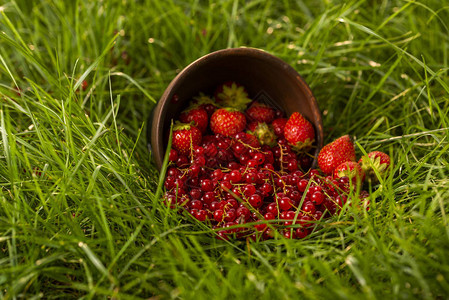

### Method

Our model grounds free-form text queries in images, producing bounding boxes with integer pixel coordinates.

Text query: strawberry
[333,161,365,184]
[210,108,247,137]
[283,112,315,152]
[246,101,275,123]
[172,122,202,156]
[271,118,288,138]
[215,81,252,110]
[179,107,209,133]
[358,151,390,182]
[317,135,356,175]
[247,122,276,147]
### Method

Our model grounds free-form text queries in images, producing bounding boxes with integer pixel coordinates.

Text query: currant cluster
[161,82,371,240]
[164,134,369,240]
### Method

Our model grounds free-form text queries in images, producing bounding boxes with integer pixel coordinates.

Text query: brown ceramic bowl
[149,47,323,170]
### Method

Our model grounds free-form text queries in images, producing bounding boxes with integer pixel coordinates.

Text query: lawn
[1,0,448,298]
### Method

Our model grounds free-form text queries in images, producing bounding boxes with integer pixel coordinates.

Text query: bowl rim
[150,47,323,170]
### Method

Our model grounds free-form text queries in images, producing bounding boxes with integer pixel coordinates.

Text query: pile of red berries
[162,82,390,241]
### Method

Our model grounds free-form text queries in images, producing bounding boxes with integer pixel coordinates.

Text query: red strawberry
[172,122,202,156]
[358,151,390,182]
[317,135,356,175]
[246,101,275,123]
[215,82,252,110]
[271,118,287,138]
[333,161,365,184]
[283,112,315,151]
[210,108,247,137]
[179,107,209,133]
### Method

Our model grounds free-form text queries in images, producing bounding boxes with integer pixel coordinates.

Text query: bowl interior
[151,48,323,170]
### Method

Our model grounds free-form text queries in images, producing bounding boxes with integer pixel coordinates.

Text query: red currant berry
[283,230,294,239]
[214,209,224,222]
[167,167,181,177]
[176,155,189,167]
[189,188,202,200]
[309,169,320,178]
[274,177,285,188]
[202,191,216,204]
[195,209,207,221]
[278,197,293,211]
[204,143,218,158]
[266,202,279,215]
[302,201,316,214]
[224,208,237,222]
[210,201,220,211]
[298,214,313,227]
[297,179,309,192]
[263,163,274,171]
[189,164,201,177]
[234,132,247,141]
[239,153,251,165]
[194,146,205,156]
[244,172,258,184]
[254,220,267,231]
[295,228,309,239]
[287,159,298,172]
[283,211,296,225]
[311,191,324,205]
[220,180,232,192]
[247,159,258,168]
[217,140,229,149]
[169,149,178,162]
[313,210,323,221]
[226,198,238,209]
[212,169,224,180]
[228,161,240,170]
[164,176,175,190]
[232,142,246,155]
[335,195,348,208]
[200,179,214,192]
[248,193,263,208]
[293,170,304,177]
[264,212,276,221]
[243,184,256,197]
[253,153,265,165]
[236,206,251,221]
[288,190,301,204]
[261,182,273,196]
[189,199,203,210]
[229,170,242,183]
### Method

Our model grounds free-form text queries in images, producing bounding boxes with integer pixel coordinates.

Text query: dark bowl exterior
[149,47,323,170]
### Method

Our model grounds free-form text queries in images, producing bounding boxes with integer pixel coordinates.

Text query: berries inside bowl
[149,47,323,170]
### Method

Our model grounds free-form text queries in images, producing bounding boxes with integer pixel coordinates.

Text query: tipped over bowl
[148,47,323,170]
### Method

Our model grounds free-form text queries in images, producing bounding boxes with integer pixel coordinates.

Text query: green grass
[1,0,448,298]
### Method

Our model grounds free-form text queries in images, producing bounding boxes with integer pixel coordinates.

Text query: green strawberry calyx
[216,82,252,111]
[193,92,215,106]
[360,155,388,172]
[247,122,277,147]
[359,155,389,182]
[336,166,358,179]
[173,121,194,131]
[290,138,315,153]
[220,107,241,113]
